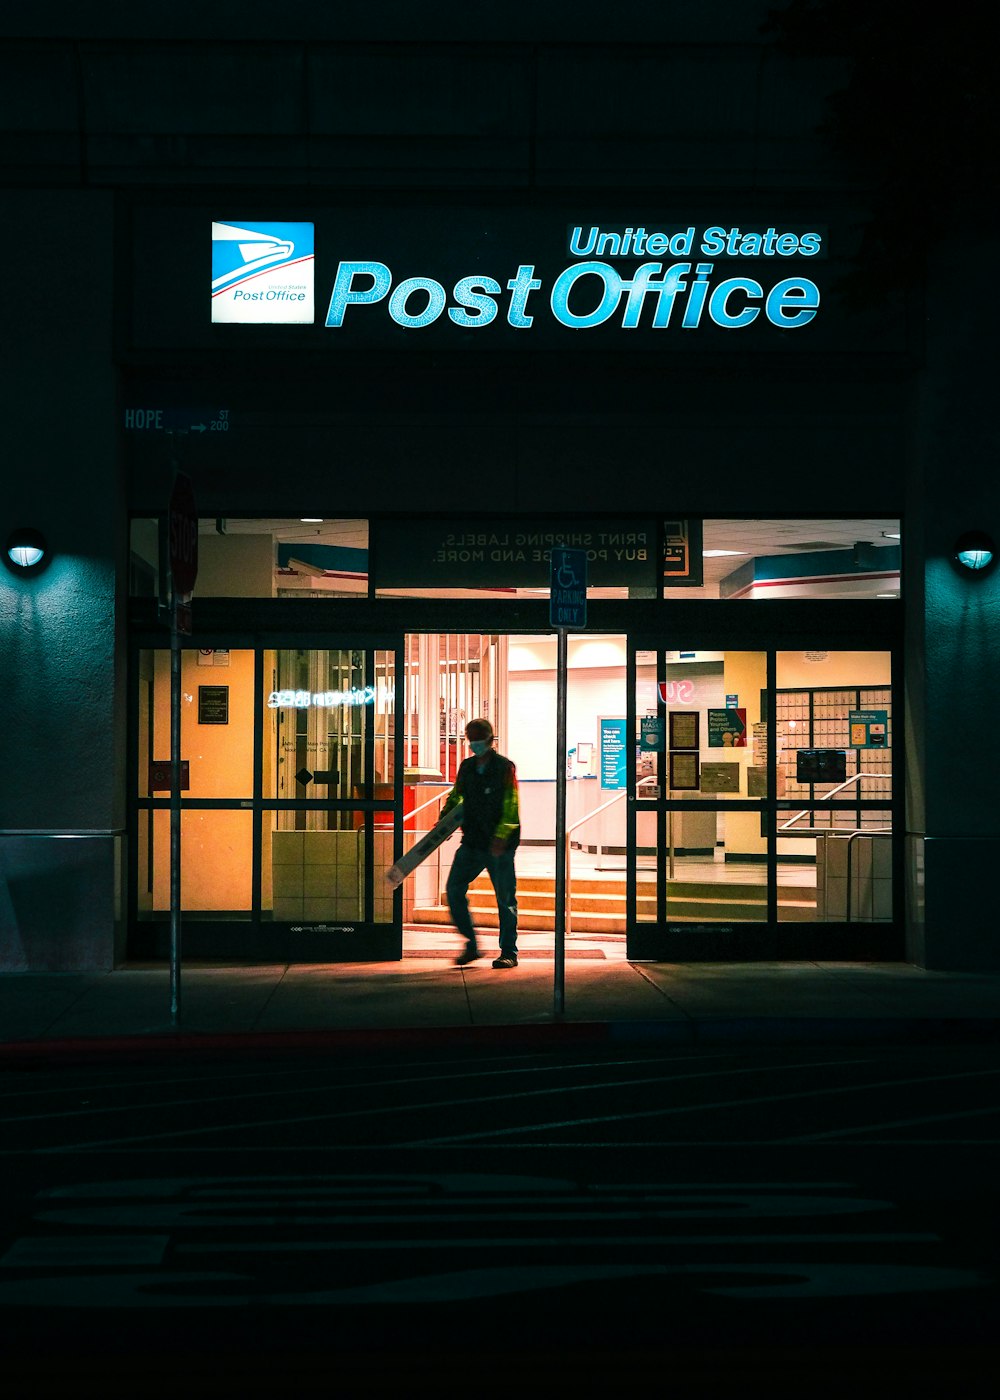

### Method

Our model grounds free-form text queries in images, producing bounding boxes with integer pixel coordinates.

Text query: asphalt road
[2,1041,999,1393]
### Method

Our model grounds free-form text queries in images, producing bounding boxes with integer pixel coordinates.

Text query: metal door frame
[625,634,902,962]
[127,629,406,963]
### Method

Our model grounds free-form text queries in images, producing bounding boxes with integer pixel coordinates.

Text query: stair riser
[466,879,780,902]
[413,901,816,929]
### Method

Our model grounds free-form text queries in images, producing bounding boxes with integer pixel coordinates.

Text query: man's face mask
[469,739,491,757]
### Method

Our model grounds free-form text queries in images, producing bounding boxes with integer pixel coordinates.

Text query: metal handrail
[779,771,892,831]
[564,777,659,935]
[398,789,453,908]
[402,789,450,826]
[841,828,892,923]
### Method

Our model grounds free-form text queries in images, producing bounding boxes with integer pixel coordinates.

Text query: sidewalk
[4,936,1000,1060]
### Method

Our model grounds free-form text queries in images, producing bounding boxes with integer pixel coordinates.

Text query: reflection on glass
[264,648,371,820]
[668,519,902,601]
[128,519,370,599]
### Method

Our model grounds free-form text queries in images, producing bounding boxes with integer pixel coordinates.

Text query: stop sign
[168,471,198,597]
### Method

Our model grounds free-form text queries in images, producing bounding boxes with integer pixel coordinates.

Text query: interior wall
[776,651,892,688]
[507,636,628,780]
[197,534,276,598]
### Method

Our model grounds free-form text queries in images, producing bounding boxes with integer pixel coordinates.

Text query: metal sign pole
[549,545,587,1020]
[554,625,568,1017]
[169,595,182,1025]
[166,467,197,1029]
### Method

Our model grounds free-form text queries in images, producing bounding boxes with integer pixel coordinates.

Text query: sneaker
[491,954,518,969]
[455,945,480,967]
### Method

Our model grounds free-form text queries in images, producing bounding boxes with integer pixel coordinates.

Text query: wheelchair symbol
[556,562,581,590]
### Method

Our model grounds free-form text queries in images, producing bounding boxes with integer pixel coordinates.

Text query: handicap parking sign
[549,547,587,628]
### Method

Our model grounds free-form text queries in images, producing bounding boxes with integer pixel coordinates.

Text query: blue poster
[600,717,628,789]
[849,710,889,748]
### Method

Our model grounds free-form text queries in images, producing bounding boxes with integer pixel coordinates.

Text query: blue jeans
[446,843,518,956]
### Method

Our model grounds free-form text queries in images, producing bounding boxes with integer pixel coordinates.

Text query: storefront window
[635,648,769,924]
[128,518,369,598]
[130,515,901,603]
[672,519,901,600]
[773,651,893,923]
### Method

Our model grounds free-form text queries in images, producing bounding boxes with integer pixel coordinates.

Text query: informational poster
[700,762,741,793]
[669,753,700,791]
[600,717,628,789]
[198,685,230,724]
[849,710,889,748]
[708,708,747,747]
[747,766,768,797]
[640,715,665,752]
[669,710,699,750]
[752,720,787,796]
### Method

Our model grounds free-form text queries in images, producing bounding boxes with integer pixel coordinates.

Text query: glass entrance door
[627,640,900,960]
[131,636,404,962]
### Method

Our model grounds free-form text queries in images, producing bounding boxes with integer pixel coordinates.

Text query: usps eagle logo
[211,221,315,323]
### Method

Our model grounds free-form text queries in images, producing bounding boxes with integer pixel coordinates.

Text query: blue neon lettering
[681,264,714,329]
[620,263,663,329]
[708,278,762,328]
[651,263,690,328]
[449,276,501,327]
[569,227,598,256]
[700,227,728,257]
[389,277,447,328]
[550,262,622,328]
[325,261,392,327]
[506,265,542,326]
[766,278,820,327]
[321,238,822,333]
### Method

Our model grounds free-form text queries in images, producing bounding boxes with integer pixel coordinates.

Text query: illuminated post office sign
[212,221,315,323]
[207,218,824,336]
[324,224,822,334]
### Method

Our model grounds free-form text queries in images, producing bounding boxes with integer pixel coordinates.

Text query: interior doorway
[399,632,630,952]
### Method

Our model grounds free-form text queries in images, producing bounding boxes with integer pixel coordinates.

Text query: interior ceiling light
[881,530,901,540]
[702,549,749,557]
[300,518,324,523]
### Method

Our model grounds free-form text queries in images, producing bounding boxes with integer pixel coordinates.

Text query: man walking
[443,718,520,968]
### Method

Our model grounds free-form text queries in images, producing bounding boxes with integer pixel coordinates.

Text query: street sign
[168,471,198,598]
[549,546,587,629]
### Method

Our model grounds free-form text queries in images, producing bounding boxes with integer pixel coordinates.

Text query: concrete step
[466,875,796,903]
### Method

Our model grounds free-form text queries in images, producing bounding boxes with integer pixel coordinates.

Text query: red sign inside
[168,471,198,596]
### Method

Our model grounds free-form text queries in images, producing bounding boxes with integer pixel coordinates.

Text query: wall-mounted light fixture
[4,527,49,575]
[953,531,995,574]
